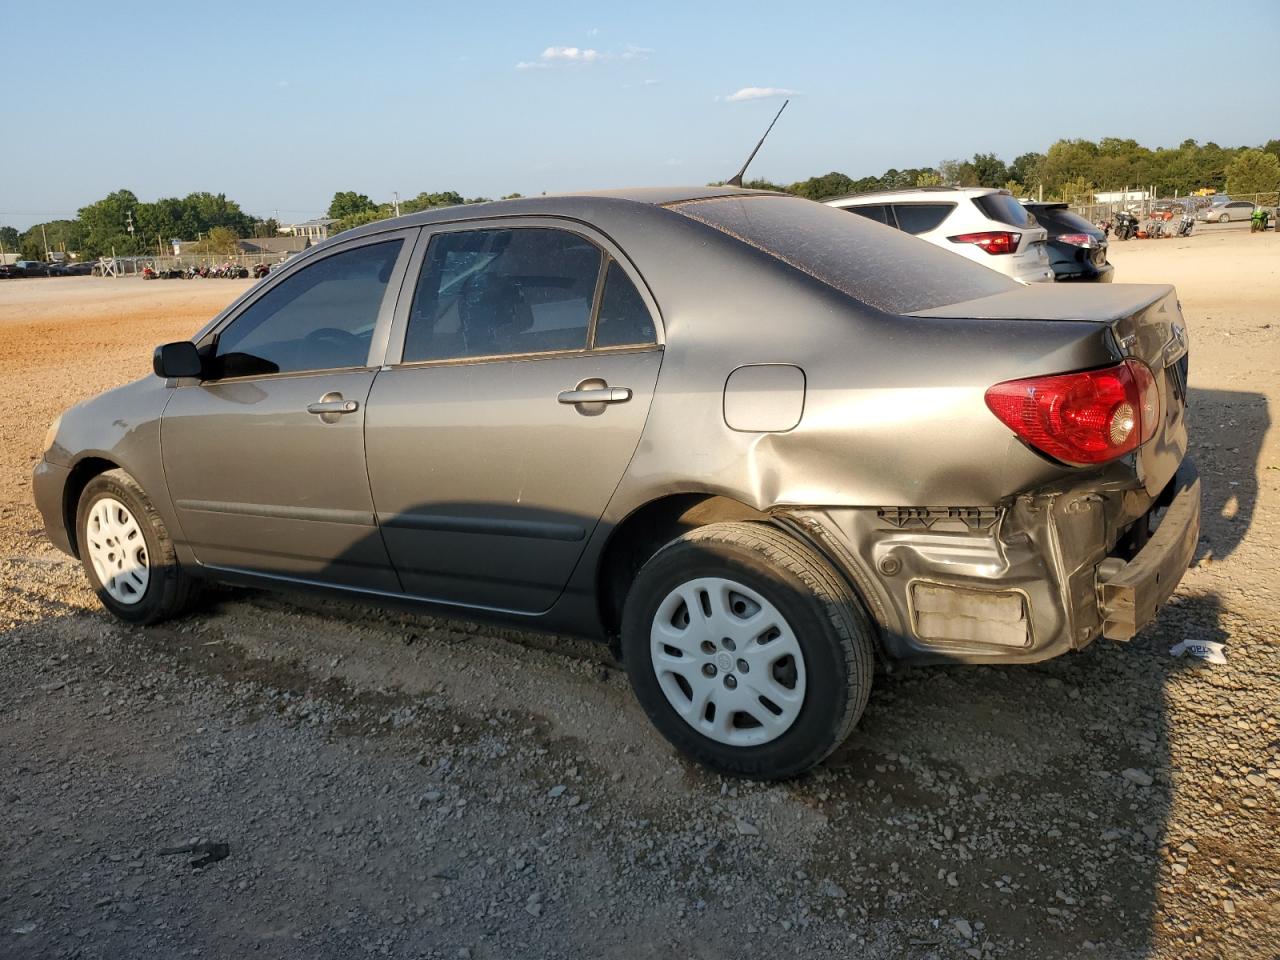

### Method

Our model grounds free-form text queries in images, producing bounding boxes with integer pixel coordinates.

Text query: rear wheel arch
[63,456,121,558]
[596,494,770,639]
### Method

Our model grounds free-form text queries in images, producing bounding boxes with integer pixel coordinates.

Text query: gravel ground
[2,231,1278,960]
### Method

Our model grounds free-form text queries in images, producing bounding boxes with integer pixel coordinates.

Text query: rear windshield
[973,193,1032,227]
[1027,205,1100,235]
[671,195,1015,314]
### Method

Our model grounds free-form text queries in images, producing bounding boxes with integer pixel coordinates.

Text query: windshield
[671,195,1015,314]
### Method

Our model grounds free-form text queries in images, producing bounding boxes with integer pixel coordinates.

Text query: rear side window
[973,193,1032,227]
[1046,209,1102,234]
[403,228,602,362]
[845,203,890,226]
[890,203,954,235]
[673,195,1016,314]
[594,261,656,347]
[214,239,403,376]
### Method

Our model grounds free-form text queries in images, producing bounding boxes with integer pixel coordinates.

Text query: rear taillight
[984,360,1160,465]
[1057,233,1097,248]
[948,231,1021,255]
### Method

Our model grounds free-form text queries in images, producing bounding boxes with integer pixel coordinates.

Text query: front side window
[213,240,403,377]
[890,203,954,235]
[402,228,603,363]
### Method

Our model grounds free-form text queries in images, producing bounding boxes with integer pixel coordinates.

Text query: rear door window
[972,193,1032,227]
[402,227,603,363]
[889,203,954,235]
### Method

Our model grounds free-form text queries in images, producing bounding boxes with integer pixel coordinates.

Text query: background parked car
[1022,202,1114,282]
[1198,199,1255,222]
[11,260,49,277]
[65,261,94,276]
[824,187,1054,284]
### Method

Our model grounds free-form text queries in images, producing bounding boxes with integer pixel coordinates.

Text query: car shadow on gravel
[1188,387,1269,562]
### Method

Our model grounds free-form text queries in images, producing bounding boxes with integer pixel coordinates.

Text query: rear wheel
[1218,213,1229,223]
[621,521,874,779]
[76,469,199,624]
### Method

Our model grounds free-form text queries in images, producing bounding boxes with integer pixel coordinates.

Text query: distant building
[1094,190,1150,204]
[237,236,310,256]
[279,217,338,244]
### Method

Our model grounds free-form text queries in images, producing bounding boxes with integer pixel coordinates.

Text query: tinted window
[594,260,656,347]
[890,203,954,235]
[673,195,1015,314]
[845,203,890,225]
[214,240,402,377]
[1027,206,1102,236]
[403,228,601,363]
[973,193,1032,227]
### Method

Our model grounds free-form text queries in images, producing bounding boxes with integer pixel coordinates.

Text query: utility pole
[393,191,401,217]
[41,223,50,260]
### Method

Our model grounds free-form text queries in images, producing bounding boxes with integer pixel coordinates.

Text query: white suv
[824,187,1054,284]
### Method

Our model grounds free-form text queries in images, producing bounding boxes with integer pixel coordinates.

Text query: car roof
[824,186,1000,205]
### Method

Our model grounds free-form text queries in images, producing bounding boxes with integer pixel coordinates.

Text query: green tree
[915,170,942,187]
[789,171,858,200]
[1059,175,1096,203]
[0,225,19,252]
[971,152,1010,188]
[1224,148,1280,194]
[327,191,376,220]
[78,188,142,256]
[190,225,241,255]
[1002,179,1025,197]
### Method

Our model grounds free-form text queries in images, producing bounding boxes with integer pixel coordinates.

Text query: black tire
[75,469,200,625]
[620,521,875,780]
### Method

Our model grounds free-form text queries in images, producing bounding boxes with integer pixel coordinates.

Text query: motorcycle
[1113,211,1139,241]
[252,263,271,279]
[1175,214,1194,237]
[1252,208,1271,233]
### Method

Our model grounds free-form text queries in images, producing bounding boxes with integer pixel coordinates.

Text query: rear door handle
[557,387,632,404]
[306,399,359,414]
[306,392,359,423]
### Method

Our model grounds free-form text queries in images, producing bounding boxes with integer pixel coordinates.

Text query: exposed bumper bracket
[1099,461,1200,641]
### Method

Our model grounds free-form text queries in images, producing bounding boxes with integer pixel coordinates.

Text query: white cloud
[517,43,653,70]
[543,45,601,62]
[721,86,796,102]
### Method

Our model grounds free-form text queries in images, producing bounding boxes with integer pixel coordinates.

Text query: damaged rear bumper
[1098,462,1200,640]
[784,458,1200,665]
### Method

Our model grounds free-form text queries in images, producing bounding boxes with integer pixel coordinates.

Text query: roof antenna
[726,99,789,187]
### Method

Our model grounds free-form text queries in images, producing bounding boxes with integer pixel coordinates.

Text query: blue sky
[3,0,1278,231]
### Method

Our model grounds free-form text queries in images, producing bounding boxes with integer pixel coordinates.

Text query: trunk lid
[911,284,1190,495]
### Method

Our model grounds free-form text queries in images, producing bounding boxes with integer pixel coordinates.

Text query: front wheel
[1218,213,1229,223]
[621,522,875,779]
[76,469,200,624]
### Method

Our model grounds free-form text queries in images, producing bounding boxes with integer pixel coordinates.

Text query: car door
[364,221,663,613]
[161,230,415,590]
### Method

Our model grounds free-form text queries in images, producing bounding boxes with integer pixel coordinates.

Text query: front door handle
[306,392,359,423]
[557,386,632,404]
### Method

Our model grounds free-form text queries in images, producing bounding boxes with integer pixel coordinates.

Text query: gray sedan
[1197,199,1255,222]
[34,187,1199,778]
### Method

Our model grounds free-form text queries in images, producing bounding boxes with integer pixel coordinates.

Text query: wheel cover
[85,497,149,605]
[650,576,807,747]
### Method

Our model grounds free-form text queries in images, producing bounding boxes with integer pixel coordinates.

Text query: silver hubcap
[85,497,149,605]
[650,576,807,747]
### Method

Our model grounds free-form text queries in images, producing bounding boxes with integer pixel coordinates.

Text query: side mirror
[153,341,203,379]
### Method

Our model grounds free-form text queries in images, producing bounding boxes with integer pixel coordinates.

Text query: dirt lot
[2,229,1278,960]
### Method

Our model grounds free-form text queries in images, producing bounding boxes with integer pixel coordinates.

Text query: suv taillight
[1057,233,1097,248]
[984,360,1160,465]
[949,231,1021,255]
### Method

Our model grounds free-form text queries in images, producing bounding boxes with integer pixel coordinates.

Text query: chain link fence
[96,252,291,278]
[1067,191,1279,226]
